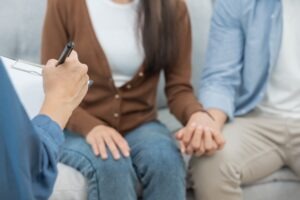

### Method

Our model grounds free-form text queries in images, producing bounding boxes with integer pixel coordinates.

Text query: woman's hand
[86,125,130,160]
[176,111,226,156]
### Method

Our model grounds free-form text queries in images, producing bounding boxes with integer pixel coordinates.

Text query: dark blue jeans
[59,121,186,200]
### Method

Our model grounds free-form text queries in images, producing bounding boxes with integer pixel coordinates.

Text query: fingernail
[102,156,108,160]
[181,148,185,154]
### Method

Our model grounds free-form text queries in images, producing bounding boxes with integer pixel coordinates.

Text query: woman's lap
[59,121,185,199]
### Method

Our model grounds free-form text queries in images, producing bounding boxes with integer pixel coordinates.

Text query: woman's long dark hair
[138,0,183,73]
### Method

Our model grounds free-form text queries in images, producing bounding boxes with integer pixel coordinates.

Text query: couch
[1,0,299,199]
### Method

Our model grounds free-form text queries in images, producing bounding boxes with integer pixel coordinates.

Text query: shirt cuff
[198,89,235,121]
[32,114,65,147]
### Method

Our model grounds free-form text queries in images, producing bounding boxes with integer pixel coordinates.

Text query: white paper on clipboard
[1,56,44,119]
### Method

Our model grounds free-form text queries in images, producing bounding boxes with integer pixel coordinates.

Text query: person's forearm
[207,108,228,129]
[39,97,73,129]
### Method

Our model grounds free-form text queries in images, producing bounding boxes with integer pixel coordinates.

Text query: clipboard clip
[10,58,93,87]
[11,60,43,76]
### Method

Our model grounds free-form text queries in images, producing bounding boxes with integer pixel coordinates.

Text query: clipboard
[11,59,43,76]
[1,56,44,119]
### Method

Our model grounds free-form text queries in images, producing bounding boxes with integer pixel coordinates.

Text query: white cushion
[50,164,88,200]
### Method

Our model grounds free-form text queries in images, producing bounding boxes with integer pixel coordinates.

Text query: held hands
[40,51,89,129]
[86,125,130,160]
[176,111,226,157]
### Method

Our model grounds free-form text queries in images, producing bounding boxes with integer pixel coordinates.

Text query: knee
[95,156,135,179]
[190,152,242,193]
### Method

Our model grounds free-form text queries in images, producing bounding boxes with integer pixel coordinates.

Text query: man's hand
[86,125,130,160]
[40,51,89,129]
[176,110,226,156]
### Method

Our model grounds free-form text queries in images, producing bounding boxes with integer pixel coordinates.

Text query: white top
[86,0,144,88]
[258,0,300,118]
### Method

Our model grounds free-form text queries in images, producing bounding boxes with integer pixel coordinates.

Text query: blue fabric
[198,0,283,120]
[60,121,186,200]
[0,59,64,200]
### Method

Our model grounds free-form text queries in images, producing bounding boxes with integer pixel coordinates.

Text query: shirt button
[115,94,120,99]
[138,72,144,77]
[113,113,119,118]
[126,84,132,89]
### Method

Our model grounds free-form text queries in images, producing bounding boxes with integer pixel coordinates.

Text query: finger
[78,74,89,89]
[183,123,196,145]
[42,59,56,77]
[186,144,194,155]
[76,64,88,80]
[72,74,89,100]
[103,135,121,160]
[89,139,99,156]
[176,129,184,140]
[195,139,205,157]
[96,137,108,160]
[191,126,203,152]
[72,65,89,88]
[205,141,218,156]
[45,59,57,67]
[179,141,186,154]
[212,131,226,150]
[112,134,130,157]
[204,127,214,151]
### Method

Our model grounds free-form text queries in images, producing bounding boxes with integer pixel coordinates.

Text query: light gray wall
[0,0,46,63]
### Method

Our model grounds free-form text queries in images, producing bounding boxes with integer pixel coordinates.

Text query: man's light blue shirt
[199,0,283,120]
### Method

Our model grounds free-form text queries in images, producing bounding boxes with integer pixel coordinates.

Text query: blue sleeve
[198,0,245,120]
[31,114,65,200]
[0,60,64,200]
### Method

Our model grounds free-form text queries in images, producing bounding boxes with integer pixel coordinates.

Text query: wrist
[39,96,74,129]
[207,109,227,128]
[191,110,215,121]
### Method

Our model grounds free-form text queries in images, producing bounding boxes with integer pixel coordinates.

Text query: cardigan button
[115,94,120,99]
[113,113,119,118]
[138,72,144,77]
[126,84,132,89]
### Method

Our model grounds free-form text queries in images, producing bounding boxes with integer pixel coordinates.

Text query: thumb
[176,130,184,140]
[45,59,58,68]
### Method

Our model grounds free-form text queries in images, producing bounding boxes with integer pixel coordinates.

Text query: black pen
[56,41,94,87]
[56,41,75,67]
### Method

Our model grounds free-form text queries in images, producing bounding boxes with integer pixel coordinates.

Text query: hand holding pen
[42,49,90,128]
[56,41,93,87]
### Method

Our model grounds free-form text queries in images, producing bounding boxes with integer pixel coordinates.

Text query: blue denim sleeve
[31,114,64,199]
[32,115,64,153]
[198,0,245,120]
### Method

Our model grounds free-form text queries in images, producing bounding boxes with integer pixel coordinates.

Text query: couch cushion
[243,181,300,200]
[50,164,88,200]
[158,108,182,133]
[51,163,300,200]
